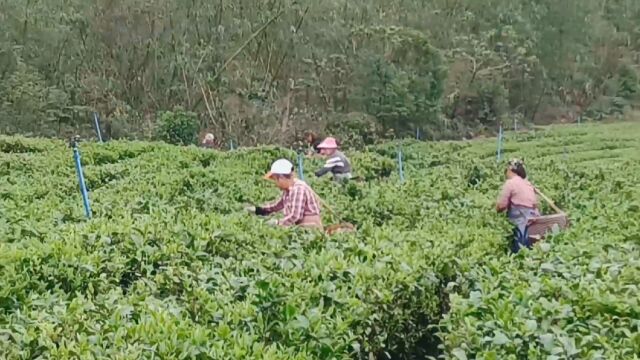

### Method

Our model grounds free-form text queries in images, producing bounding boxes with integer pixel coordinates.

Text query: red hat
[317,137,338,149]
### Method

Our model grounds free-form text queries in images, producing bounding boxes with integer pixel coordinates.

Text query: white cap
[264,159,294,179]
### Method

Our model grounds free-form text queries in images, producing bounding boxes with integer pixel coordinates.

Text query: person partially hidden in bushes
[245,159,323,230]
[201,133,220,149]
[496,159,540,253]
[291,131,322,158]
[303,131,322,157]
[315,137,352,182]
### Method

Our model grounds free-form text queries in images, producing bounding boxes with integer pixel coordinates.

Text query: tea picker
[245,159,323,229]
[69,135,92,219]
[315,137,353,182]
[245,159,355,234]
[496,159,568,252]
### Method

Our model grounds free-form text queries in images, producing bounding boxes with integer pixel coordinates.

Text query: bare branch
[213,9,284,83]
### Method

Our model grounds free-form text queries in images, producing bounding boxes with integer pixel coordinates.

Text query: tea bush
[0,122,638,359]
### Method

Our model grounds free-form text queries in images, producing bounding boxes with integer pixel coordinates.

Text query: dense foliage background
[1,0,639,144]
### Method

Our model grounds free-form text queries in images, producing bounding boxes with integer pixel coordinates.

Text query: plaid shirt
[261,180,321,226]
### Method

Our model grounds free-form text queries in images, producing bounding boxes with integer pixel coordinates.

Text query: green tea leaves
[2,123,639,359]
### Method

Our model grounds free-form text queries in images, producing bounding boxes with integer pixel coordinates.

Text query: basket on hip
[527,187,570,243]
[527,213,569,243]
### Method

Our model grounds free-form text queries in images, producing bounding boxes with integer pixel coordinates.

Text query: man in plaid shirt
[247,159,323,229]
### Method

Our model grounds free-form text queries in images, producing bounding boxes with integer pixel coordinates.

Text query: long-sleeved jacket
[255,180,321,226]
[315,151,351,178]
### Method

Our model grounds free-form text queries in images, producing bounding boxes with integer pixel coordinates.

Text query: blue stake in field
[69,136,92,219]
[93,112,104,143]
[398,145,405,183]
[496,125,504,162]
[297,152,304,180]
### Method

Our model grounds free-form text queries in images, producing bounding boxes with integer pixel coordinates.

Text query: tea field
[0,122,639,359]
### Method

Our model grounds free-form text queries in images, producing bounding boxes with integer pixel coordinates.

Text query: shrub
[326,112,385,149]
[155,107,200,145]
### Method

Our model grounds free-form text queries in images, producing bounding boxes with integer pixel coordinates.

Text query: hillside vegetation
[1,0,639,144]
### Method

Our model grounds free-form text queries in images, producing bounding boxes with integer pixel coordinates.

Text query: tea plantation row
[0,122,638,359]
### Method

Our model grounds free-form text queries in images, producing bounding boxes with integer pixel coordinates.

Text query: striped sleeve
[323,156,344,168]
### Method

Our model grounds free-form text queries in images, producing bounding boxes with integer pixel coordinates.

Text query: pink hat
[317,137,338,149]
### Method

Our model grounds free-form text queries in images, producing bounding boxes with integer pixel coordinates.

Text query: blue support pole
[71,140,92,218]
[398,146,405,183]
[416,128,420,140]
[514,118,518,132]
[93,112,103,143]
[297,153,304,180]
[496,125,503,162]
[229,139,234,150]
